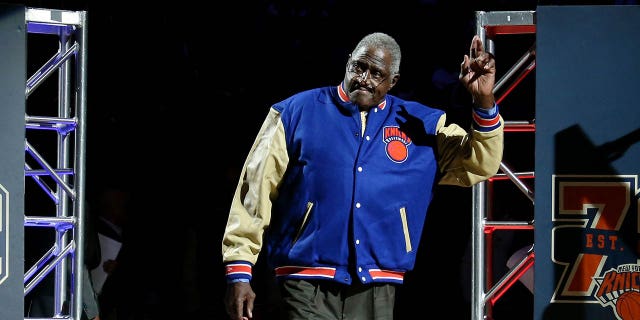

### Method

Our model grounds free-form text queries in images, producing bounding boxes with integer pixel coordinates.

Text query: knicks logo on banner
[551,175,640,320]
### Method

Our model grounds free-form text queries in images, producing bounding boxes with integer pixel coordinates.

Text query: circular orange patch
[387,140,407,162]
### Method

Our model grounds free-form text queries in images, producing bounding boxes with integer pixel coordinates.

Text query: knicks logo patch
[383,126,412,163]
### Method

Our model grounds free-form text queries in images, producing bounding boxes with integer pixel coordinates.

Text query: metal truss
[23,7,88,320]
[471,10,536,320]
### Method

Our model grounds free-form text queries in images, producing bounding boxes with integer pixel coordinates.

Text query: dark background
[11,0,635,319]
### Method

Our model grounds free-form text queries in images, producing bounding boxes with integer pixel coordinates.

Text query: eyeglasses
[347,60,388,86]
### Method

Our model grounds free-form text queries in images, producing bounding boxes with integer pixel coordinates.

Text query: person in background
[91,186,130,320]
[222,32,503,320]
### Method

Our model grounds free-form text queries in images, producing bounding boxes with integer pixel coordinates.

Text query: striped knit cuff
[472,104,500,132]
[225,261,253,283]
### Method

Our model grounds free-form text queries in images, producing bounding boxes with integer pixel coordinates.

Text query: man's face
[344,46,398,109]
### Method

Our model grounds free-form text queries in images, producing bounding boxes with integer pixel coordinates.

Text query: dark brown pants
[278,279,396,320]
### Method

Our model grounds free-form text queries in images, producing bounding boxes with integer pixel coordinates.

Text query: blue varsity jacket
[222,83,503,285]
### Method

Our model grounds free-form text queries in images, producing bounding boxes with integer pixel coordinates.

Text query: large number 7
[554,180,631,296]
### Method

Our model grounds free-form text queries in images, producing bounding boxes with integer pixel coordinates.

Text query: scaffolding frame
[23,7,88,320]
[471,10,536,320]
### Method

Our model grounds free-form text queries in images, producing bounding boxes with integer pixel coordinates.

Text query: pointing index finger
[470,35,484,59]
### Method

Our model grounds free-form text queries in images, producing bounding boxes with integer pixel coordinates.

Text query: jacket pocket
[399,207,412,253]
[293,201,314,244]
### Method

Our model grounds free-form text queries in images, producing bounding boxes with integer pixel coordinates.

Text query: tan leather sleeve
[222,108,289,264]
[436,113,504,187]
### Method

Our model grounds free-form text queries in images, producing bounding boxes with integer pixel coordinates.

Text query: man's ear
[389,74,400,88]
